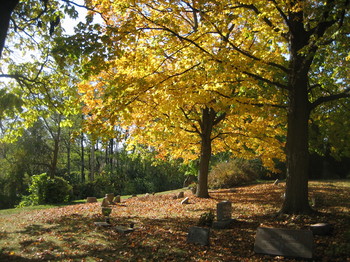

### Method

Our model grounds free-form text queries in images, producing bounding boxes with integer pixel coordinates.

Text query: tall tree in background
[81,0,349,213]
[80,56,286,197]
[79,0,286,197]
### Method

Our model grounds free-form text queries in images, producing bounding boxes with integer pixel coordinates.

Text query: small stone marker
[254,227,313,259]
[273,179,279,185]
[177,191,185,198]
[86,197,97,203]
[101,197,110,207]
[191,187,197,194]
[187,226,210,246]
[115,226,134,234]
[94,221,112,227]
[213,201,235,229]
[216,201,232,221]
[310,196,317,207]
[310,223,332,236]
[181,197,189,204]
[105,193,114,203]
[113,195,121,203]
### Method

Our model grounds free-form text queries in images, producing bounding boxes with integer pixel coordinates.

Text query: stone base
[310,223,333,236]
[86,197,97,203]
[115,226,134,234]
[94,222,112,227]
[212,219,235,229]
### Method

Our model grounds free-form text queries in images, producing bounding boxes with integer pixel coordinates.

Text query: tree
[80,0,350,213]
[79,1,286,197]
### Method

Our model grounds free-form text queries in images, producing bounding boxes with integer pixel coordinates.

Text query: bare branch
[311,88,350,110]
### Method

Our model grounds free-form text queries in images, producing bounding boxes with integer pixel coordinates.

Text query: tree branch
[311,88,350,110]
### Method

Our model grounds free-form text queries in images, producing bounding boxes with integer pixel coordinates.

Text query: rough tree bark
[196,107,226,198]
[281,11,316,214]
[196,107,214,198]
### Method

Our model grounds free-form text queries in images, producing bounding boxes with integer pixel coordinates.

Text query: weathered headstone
[187,226,210,246]
[273,179,279,185]
[216,201,232,221]
[310,196,316,207]
[191,187,197,195]
[181,197,189,204]
[105,193,114,203]
[115,226,134,234]
[113,195,121,203]
[310,223,332,236]
[177,191,185,198]
[94,221,112,227]
[254,227,314,259]
[101,197,110,207]
[86,197,97,203]
[213,201,234,229]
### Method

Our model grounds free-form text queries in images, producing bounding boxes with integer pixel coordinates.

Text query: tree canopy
[78,0,350,213]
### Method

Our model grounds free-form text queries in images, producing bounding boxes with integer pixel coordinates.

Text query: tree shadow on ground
[1,182,349,261]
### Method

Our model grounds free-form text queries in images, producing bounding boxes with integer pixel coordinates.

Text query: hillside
[0,181,349,261]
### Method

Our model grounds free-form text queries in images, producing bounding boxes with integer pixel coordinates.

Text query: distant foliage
[18,173,72,207]
[209,159,258,189]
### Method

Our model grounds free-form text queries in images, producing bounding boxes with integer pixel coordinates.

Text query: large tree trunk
[281,12,313,214]
[281,73,312,214]
[0,0,19,58]
[196,107,215,198]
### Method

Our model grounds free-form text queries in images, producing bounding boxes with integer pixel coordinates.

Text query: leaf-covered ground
[0,180,349,261]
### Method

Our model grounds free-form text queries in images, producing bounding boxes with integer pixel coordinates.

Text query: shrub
[18,173,72,207]
[197,211,215,227]
[208,159,258,189]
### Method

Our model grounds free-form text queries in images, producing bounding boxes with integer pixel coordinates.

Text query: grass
[0,180,349,261]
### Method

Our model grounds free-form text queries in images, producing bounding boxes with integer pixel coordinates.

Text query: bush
[18,173,72,207]
[197,211,215,227]
[208,159,258,189]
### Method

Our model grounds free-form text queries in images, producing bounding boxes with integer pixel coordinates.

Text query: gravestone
[101,197,110,207]
[181,197,189,204]
[273,179,279,185]
[187,226,210,246]
[86,197,97,203]
[191,187,197,194]
[216,201,232,221]
[115,226,134,234]
[213,201,235,229]
[177,191,185,198]
[94,222,112,227]
[254,227,313,259]
[310,223,332,236]
[113,195,121,203]
[105,193,114,203]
